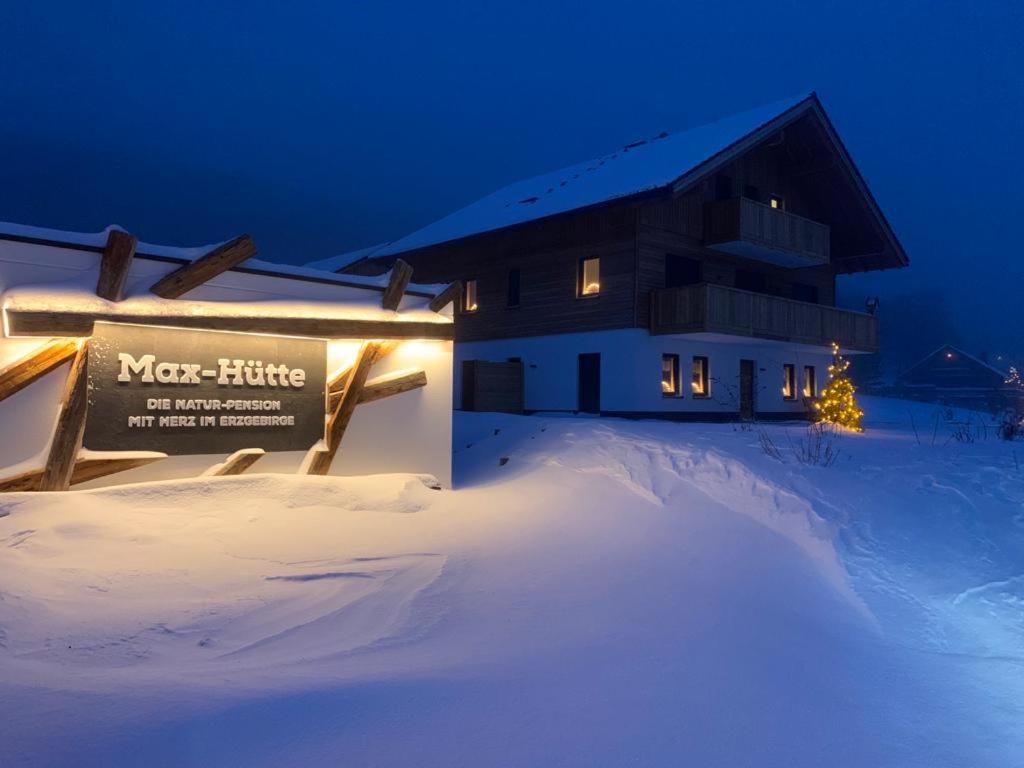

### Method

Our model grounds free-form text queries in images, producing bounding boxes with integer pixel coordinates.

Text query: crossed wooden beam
[0,230,459,492]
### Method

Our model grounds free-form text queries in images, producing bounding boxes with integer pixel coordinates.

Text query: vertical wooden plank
[96,229,137,301]
[39,342,89,492]
[306,341,379,476]
[381,259,414,311]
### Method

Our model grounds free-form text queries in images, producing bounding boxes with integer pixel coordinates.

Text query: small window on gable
[463,279,478,312]
[769,194,785,211]
[661,354,680,397]
[803,365,816,398]
[507,268,521,307]
[692,356,709,397]
[578,257,600,297]
[783,364,797,400]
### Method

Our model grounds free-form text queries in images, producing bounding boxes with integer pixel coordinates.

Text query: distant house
[896,345,1023,413]
[314,92,909,420]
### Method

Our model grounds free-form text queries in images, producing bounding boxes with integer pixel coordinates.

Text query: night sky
[1,1,1021,359]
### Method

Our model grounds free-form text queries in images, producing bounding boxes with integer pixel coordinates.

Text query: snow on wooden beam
[39,342,90,491]
[381,259,414,311]
[0,453,166,493]
[428,281,462,313]
[328,368,427,410]
[95,229,137,301]
[202,448,265,477]
[305,341,379,476]
[0,339,80,403]
[149,234,257,299]
[3,309,455,341]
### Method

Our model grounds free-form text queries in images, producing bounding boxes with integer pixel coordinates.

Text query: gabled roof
[375,92,908,271]
[305,242,391,273]
[900,345,1012,382]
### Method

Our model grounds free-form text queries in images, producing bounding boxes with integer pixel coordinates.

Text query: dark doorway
[665,254,701,288]
[578,353,601,414]
[739,359,756,420]
[735,270,767,294]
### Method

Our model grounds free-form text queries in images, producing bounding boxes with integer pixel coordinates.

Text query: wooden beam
[306,341,379,476]
[203,448,265,477]
[0,340,80,403]
[96,229,137,301]
[381,259,413,311]
[3,308,454,341]
[0,453,166,493]
[38,342,90,492]
[149,234,256,299]
[329,368,427,410]
[428,281,462,313]
[326,341,399,403]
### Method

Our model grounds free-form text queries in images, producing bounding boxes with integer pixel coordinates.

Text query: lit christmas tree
[813,342,864,432]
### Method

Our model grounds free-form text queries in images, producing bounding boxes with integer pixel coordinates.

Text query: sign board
[84,322,326,455]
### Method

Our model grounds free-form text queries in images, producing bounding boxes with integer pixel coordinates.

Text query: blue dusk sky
[1,1,1021,353]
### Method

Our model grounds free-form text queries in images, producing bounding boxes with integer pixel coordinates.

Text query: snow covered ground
[1,396,1022,767]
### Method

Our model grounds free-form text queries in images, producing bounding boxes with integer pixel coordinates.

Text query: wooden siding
[650,283,878,352]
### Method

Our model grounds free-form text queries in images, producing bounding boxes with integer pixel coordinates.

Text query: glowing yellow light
[814,341,864,432]
[583,282,600,295]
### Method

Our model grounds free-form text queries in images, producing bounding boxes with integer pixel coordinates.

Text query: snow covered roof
[902,345,1012,381]
[377,93,814,257]
[0,222,444,298]
[305,243,391,273]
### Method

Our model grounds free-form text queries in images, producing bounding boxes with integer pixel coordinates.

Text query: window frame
[661,353,681,398]
[802,365,817,398]
[577,256,601,298]
[691,356,710,398]
[462,278,479,313]
[782,363,797,400]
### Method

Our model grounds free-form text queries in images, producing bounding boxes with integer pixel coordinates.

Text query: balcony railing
[650,283,878,352]
[704,197,830,268]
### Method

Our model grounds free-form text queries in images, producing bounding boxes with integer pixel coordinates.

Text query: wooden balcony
[704,197,830,267]
[650,283,878,352]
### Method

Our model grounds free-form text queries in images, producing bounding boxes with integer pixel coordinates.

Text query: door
[739,359,756,420]
[578,353,601,414]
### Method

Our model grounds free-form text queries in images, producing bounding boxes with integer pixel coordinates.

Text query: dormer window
[578,257,600,297]
[769,195,785,211]
[463,279,478,312]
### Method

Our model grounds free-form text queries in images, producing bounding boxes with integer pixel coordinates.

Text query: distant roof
[377,93,814,257]
[903,345,1012,380]
[305,243,391,273]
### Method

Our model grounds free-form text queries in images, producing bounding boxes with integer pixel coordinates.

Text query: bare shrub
[757,428,784,461]
[789,423,841,467]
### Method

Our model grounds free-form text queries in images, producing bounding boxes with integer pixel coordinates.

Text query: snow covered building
[309,93,908,420]
[0,224,455,490]
[895,345,1023,413]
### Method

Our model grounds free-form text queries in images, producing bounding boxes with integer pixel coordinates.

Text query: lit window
[803,365,816,398]
[578,257,600,297]
[463,279,478,312]
[769,195,785,210]
[662,354,680,397]
[783,364,797,400]
[692,356,709,397]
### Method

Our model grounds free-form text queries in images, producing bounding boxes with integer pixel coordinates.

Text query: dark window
[783,364,797,400]
[735,270,767,294]
[661,354,681,397]
[578,257,600,297]
[803,366,817,398]
[462,279,478,312]
[791,283,819,303]
[744,184,760,202]
[692,356,710,397]
[665,254,702,288]
[507,268,521,307]
[508,357,522,364]
[714,174,733,201]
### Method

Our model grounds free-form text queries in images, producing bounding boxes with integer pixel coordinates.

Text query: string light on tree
[1005,367,1023,389]
[813,342,864,432]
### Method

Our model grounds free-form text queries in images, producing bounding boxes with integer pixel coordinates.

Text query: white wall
[455,329,833,418]
[0,237,453,488]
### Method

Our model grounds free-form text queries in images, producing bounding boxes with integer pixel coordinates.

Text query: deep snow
[1,397,1022,766]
